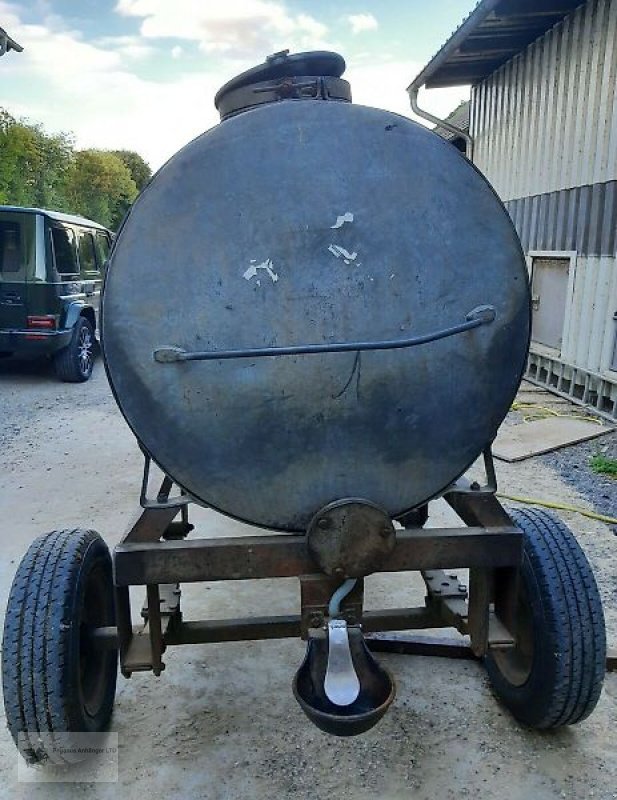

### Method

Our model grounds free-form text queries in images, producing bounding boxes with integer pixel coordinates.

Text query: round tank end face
[102,100,530,530]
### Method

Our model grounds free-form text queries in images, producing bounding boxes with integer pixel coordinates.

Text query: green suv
[0,206,112,382]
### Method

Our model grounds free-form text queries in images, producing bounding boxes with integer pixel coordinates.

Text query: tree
[0,107,149,230]
[0,108,73,208]
[112,149,152,191]
[34,129,74,208]
[66,150,138,230]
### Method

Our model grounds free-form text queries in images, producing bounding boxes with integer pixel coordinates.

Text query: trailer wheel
[485,508,605,729]
[2,529,117,764]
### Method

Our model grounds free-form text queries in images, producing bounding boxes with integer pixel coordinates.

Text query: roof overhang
[409,0,585,90]
[0,27,23,56]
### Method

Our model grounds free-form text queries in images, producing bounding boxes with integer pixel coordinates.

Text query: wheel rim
[490,580,534,687]
[79,563,113,718]
[78,326,93,376]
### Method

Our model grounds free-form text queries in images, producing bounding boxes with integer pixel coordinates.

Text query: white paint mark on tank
[328,244,358,265]
[243,258,279,283]
[330,212,354,229]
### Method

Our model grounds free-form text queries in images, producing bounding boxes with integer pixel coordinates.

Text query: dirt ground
[0,359,615,800]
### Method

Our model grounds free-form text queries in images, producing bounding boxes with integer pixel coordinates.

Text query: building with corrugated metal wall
[409,0,617,420]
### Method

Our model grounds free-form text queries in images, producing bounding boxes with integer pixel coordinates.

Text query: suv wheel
[54,317,95,382]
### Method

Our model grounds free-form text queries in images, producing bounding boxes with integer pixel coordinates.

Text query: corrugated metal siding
[470,0,617,384]
[471,0,617,201]
[506,181,617,255]
[559,256,617,373]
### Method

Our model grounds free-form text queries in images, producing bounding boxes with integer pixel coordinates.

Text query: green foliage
[589,453,617,477]
[65,150,138,229]
[112,149,152,191]
[0,107,149,230]
[0,109,74,208]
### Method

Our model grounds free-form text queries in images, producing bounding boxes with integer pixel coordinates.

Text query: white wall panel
[471,0,617,201]
[559,256,617,376]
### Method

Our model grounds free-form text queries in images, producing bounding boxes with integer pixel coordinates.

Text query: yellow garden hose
[497,493,617,526]
[501,397,616,524]
[510,401,604,425]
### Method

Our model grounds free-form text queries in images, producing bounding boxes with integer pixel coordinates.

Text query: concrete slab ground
[493,416,612,461]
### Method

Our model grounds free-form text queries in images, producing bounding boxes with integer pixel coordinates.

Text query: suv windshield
[0,212,36,283]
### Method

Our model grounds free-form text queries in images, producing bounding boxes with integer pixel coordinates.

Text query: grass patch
[589,452,617,477]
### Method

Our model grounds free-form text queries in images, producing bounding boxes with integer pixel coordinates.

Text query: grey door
[530,257,570,351]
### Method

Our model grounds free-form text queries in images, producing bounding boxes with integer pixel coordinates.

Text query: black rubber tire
[485,507,606,729]
[2,529,117,763]
[54,317,95,382]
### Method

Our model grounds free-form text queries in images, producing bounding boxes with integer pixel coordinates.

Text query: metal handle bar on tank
[153,304,496,363]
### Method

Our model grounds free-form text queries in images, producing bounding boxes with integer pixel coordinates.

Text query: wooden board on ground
[515,381,571,404]
[493,417,613,462]
[516,392,569,404]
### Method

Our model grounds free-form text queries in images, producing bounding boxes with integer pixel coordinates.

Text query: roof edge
[0,205,109,229]
[407,0,500,91]
[0,27,23,54]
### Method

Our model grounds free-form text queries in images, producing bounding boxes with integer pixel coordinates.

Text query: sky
[0,1,473,170]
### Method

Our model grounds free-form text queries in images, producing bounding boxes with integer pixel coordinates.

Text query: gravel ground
[539,432,617,532]
[0,358,615,799]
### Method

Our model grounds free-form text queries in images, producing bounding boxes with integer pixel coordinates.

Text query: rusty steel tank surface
[102,99,530,531]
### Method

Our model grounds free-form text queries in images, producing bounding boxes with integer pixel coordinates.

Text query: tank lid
[214,49,351,120]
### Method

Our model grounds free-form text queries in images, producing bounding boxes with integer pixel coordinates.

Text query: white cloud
[296,13,328,40]
[0,1,222,168]
[346,57,469,124]
[0,2,469,172]
[347,13,378,34]
[95,35,155,60]
[171,45,183,59]
[116,0,329,58]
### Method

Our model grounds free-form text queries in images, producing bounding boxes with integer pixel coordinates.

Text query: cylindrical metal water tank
[102,52,530,531]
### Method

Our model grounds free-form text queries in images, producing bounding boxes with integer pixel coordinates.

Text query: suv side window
[78,231,99,276]
[94,231,110,270]
[0,221,21,275]
[51,226,79,276]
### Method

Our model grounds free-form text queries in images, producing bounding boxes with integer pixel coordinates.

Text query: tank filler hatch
[214,49,351,120]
